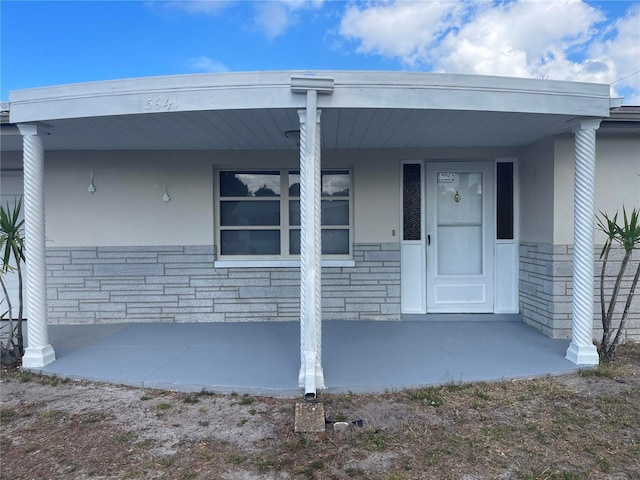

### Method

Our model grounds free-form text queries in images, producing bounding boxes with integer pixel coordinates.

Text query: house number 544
[144,97,176,112]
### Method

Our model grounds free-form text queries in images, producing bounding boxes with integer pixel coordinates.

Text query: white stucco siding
[43,151,215,247]
[350,154,399,244]
[35,147,531,249]
[518,138,555,244]
[40,149,403,248]
[553,135,640,244]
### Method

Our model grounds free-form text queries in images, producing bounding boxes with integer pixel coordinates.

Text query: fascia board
[9,70,612,123]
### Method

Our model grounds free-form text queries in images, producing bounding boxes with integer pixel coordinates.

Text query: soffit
[0,107,580,152]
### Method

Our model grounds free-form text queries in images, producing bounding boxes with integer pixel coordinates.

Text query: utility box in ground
[294,402,325,433]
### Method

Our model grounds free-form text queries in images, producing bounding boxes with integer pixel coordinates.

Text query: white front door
[426,162,494,312]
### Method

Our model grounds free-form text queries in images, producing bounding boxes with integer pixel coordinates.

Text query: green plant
[0,197,26,365]
[0,406,17,420]
[597,207,640,361]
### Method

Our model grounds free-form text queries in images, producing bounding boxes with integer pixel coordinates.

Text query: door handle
[427,234,431,246]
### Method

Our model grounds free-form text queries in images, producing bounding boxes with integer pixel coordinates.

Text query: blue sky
[1,0,639,103]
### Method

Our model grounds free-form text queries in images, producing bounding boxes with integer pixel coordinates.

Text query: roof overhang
[2,71,614,152]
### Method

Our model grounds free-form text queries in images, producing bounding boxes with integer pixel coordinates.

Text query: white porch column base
[565,118,601,366]
[21,344,56,369]
[565,341,599,365]
[18,124,56,369]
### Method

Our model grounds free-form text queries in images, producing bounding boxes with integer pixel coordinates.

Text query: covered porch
[36,317,578,396]
[3,71,617,393]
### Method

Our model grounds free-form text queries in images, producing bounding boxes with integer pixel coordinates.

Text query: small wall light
[88,170,96,193]
[162,184,171,203]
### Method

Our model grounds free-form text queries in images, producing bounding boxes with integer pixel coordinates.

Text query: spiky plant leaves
[0,198,26,359]
[597,207,640,361]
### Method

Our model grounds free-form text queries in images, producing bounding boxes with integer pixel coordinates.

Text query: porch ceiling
[1,107,580,152]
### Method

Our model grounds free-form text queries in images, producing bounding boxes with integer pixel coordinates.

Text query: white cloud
[187,55,230,73]
[166,0,324,39]
[163,0,233,15]
[340,0,467,65]
[589,4,640,104]
[253,2,294,39]
[338,0,640,104]
[252,0,324,39]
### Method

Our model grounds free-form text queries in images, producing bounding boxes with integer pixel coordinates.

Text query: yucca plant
[597,207,640,361]
[0,197,26,364]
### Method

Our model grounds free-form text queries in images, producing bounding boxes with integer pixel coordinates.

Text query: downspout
[303,88,319,397]
[291,75,334,397]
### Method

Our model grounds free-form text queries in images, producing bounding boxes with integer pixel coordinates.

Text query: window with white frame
[216,170,352,259]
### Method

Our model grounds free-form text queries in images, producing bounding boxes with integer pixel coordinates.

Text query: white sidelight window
[216,169,352,259]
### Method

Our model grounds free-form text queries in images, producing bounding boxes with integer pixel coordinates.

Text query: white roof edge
[9,70,612,124]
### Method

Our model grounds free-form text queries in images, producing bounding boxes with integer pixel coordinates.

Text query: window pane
[436,172,482,224]
[221,230,280,255]
[322,171,350,197]
[220,171,280,197]
[289,229,349,255]
[403,164,421,241]
[289,200,300,226]
[221,201,280,226]
[322,229,349,254]
[289,200,349,226]
[497,162,514,240]
[289,171,300,197]
[322,200,349,225]
[289,229,300,255]
[437,225,482,275]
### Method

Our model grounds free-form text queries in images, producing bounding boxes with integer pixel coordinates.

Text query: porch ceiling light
[284,129,301,146]
[284,129,300,138]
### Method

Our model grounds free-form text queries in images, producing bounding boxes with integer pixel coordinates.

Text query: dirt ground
[1,343,640,480]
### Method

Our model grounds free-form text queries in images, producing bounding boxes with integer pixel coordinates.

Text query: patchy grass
[1,342,639,479]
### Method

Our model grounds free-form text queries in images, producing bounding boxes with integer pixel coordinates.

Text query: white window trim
[214,168,353,263]
[214,259,356,268]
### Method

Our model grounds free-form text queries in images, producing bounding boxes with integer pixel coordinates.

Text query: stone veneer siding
[45,243,401,324]
[520,242,639,340]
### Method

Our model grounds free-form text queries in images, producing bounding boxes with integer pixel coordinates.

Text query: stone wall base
[46,243,401,324]
[520,242,639,340]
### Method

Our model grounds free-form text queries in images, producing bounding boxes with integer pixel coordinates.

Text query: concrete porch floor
[35,318,580,396]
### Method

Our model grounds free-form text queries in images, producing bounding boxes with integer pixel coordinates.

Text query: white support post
[298,97,325,393]
[566,118,601,365]
[292,75,333,395]
[17,124,56,369]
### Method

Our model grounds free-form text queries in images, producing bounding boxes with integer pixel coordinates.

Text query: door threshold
[401,313,521,322]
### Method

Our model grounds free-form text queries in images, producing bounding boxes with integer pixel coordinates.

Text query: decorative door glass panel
[403,164,421,241]
[496,162,514,240]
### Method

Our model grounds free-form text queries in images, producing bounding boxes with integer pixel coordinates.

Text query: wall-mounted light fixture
[88,170,96,193]
[162,184,171,203]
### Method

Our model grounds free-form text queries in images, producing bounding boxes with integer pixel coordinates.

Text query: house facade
[1,72,638,391]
